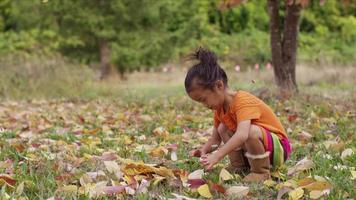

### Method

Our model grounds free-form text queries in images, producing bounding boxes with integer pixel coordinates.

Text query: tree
[220,0,326,97]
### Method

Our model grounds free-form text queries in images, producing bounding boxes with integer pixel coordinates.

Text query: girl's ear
[215,80,224,90]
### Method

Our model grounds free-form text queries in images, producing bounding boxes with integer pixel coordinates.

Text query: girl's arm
[200,127,221,154]
[215,120,250,159]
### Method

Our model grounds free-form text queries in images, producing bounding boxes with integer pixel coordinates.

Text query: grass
[0,61,355,199]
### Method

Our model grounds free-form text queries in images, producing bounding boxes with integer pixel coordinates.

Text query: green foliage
[0,0,355,72]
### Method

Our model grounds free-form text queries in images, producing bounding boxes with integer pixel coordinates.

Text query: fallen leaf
[137,179,150,193]
[125,186,136,195]
[188,169,204,180]
[288,113,298,122]
[219,168,233,182]
[197,184,212,198]
[297,177,315,187]
[297,131,313,141]
[276,180,298,190]
[0,174,16,186]
[152,175,166,186]
[187,179,206,189]
[277,187,291,200]
[287,157,315,176]
[211,183,226,194]
[303,181,332,191]
[263,179,276,187]
[150,147,167,157]
[103,185,125,195]
[89,181,108,198]
[104,161,120,174]
[323,140,345,152]
[288,187,304,200]
[166,143,179,151]
[140,114,152,122]
[226,186,249,198]
[171,151,178,161]
[153,127,169,137]
[60,185,78,194]
[171,193,198,200]
[341,148,353,160]
[94,151,118,161]
[122,162,175,178]
[16,181,25,195]
[309,189,330,199]
[351,170,356,180]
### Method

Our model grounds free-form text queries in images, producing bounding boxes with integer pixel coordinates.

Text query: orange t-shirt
[214,90,287,139]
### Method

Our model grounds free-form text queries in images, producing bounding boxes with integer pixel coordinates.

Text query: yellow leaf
[351,170,356,180]
[123,135,133,145]
[122,162,175,178]
[219,168,233,182]
[152,175,166,186]
[323,140,345,152]
[197,184,212,198]
[226,186,249,197]
[16,182,25,195]
[276,180,298,190]
[288,187,304,200]
[303,181,332,191]
[263,179,276,187]
[150,147,166,157]
[153,127,169,137]
[297,177,315,187]
[61,185,78,194]
[0,192,10,200]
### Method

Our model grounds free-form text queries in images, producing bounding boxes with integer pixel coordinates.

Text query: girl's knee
[244,125,265,153]
[248,125,263,141]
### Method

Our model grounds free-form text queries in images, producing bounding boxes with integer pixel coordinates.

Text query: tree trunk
[99,39,111,80]
[282,3,301,93]
[267,0,301,97]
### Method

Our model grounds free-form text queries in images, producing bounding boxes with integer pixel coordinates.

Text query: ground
[0,65,355,199]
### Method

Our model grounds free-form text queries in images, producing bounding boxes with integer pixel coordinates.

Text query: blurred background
[0,0,355,100]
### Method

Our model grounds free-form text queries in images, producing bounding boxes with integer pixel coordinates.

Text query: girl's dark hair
[184,47,228,93]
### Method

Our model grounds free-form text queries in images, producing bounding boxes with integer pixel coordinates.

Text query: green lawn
[0,68,355,199]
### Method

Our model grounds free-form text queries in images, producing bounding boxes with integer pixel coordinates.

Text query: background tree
[220,0,333,97]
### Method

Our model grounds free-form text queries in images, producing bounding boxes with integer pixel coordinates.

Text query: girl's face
[188,80,226,110]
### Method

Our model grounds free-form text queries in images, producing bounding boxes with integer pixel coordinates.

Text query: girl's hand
[200,153,222,170]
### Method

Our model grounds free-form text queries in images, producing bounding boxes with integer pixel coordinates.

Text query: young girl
[185,48,291,182]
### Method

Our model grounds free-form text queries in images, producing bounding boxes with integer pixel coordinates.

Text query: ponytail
[185,47,228,93]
